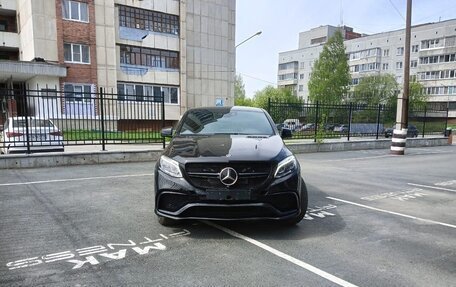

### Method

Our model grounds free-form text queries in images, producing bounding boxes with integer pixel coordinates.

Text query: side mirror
[161,127,173,137]
[281,128,292,139]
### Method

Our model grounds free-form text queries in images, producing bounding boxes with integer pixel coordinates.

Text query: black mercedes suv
[154,106,307,226]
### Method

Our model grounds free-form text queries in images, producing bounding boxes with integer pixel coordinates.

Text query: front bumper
[155,169,302,221]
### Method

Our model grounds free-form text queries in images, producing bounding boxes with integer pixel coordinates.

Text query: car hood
[164,134,290,164]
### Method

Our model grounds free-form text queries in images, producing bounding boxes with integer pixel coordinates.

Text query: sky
[235,0,456,98]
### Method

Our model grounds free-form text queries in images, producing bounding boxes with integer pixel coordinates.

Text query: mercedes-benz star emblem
[219,167,238,186]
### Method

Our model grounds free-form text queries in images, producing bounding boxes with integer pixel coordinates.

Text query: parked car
[301,123,316,131]
[0,117,64,154]
[283,118,301,131]
[156,106,308,226]
[334,124,349,133]
[384,124,419,138]
[324,123,337,131]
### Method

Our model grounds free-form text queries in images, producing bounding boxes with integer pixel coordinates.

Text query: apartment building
[0,0,235,125]
[278,20,456,118]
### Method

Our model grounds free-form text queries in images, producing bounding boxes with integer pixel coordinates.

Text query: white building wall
[185,0,235,109]
[278,19,456,116]
[17,0,58,62]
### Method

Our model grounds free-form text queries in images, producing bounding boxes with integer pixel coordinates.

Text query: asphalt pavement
[0,146,455,286]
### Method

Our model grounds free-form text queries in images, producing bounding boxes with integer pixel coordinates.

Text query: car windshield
[177,109,274,136]
[12,119,53,128]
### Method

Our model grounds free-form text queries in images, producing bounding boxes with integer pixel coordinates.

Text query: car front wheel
[282,178,308,225]
[158,215,178,226]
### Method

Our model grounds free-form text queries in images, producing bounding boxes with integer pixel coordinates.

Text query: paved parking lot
[0,145,455,286]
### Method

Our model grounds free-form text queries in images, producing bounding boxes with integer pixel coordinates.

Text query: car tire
[282,178,308,226]
[158,215,178,227]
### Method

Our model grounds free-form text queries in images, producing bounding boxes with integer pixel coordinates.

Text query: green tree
[253,86,300,123]
[253,86,298,110]
[353,74,398,106]
[409,80,428,109]
[234,74,254,106]
[308,30,351,104]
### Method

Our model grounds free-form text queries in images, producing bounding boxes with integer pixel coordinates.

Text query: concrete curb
[287,137,450,153]
[0,150,163,169]
[0,137,451,169]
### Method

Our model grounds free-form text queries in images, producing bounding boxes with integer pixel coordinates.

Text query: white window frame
[396,61,403,69]
[62,0,89,23]
[64,43,90,64]
[396,47,404,56]
[117,83,180,105]
[64,83,94,103]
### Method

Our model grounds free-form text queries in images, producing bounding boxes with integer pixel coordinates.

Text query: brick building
[0,0,235,127]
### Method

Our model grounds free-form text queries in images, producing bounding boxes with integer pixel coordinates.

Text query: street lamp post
[236,31,262,48]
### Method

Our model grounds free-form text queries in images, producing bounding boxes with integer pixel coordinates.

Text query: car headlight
[274,155,297,178]
[159,156,182,178]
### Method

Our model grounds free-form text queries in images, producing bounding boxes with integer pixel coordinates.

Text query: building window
[299,62,305,69]
[64,43,90,64]
[299,73,304,80]
[118,5,179,35]
[382,63,389,70]
[310,36,326,45]
[119,45,179,69]
[412,45,419,52]
[383,49,389,57]
[278,62,298,70]
[396,62,403,69]
[117,83,179,104]
[64,84,92,102]
[278,73,298,81]
[62,0,89,22]
[396,47,404,56]
[410,60,417,68]
[298,85,303,92]
[0,20,7,31]
[445,36,456,47]
[421,38,444,50]
[349,48,380,61]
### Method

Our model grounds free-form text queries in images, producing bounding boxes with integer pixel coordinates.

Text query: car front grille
[185,162,272,190]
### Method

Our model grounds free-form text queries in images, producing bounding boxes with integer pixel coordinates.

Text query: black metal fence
[0,86,166,154]
[268,99,449,142]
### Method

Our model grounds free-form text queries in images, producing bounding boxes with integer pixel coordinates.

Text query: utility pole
[391,0,412,155]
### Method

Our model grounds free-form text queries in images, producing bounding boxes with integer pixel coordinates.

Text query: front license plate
[206,190,251,200]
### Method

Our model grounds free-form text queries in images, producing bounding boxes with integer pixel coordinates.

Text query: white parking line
[407,183,456,193]
[327,197,456,229]
[204,221,359,287]
[0,174,154,187]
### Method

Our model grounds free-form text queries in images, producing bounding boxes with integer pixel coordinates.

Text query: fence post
[314,101,319,143]
[445,105,449,132]
[348,103,353,141]
[22,86,31,154]
[162,91,166,149]
[376,104,381,140]
[422,105,427,138]
[268,97,271,114]
[99,87,106,151]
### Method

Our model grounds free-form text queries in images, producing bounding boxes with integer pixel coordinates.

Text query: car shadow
[184,183,346,241]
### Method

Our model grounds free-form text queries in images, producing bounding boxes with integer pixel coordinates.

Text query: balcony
[0,31,19,48]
